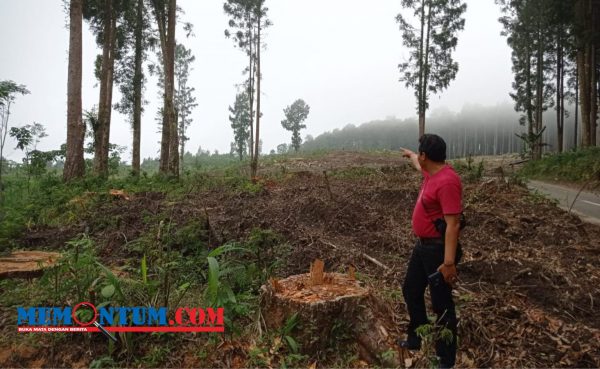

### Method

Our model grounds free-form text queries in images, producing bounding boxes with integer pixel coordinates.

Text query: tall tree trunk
[591,43,597,146]
[247,18,254,162]
[154,0,177,176]
[577,0,592,147]
[534,25,544,160]
[556,37,564,153]
[419,1,433,138]
[560,46,565,152]
[166,0,178,177]
[417,0,426,138]
[154,4,169,174]
[179,106,185,175]
[575,63,579,148]
[578,45,591,147]
[94,0,110,175]
[103,13,117,172]
[525,47,534,157]
[252,20,261,179]
[132,0,144,176]
[64,0,85,181]
[94,0,116,177]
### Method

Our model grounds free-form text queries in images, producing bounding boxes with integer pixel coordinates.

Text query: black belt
[418,237,444,245]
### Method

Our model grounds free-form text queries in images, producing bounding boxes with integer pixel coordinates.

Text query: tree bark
[64,0,85,181]
[132,0,144,176]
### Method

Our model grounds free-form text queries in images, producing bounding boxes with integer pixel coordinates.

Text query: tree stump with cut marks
[260,259,404,367]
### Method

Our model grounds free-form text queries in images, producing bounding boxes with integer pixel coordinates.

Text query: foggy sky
[0,0,513,162]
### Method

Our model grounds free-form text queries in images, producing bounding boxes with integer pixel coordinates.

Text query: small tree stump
[260,260,404,367]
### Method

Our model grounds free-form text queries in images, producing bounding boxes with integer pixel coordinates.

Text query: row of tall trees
[298,104,593,158]
[64,0,187,181]
[279,112,592,161]
[497,0,600,159]
[224,0,271,178]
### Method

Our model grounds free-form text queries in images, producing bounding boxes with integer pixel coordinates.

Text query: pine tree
[174,44,198,172]
[224,0,271,178]
[498,0,556,159]
[228,91,251,161]
[397,0,467,138]
[281,99,310,152]
[114,0,153,176]
[83,0,127,177]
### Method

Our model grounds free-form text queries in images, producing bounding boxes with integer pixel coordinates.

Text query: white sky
[0,0,513,161]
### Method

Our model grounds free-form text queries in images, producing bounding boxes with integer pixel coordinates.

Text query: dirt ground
[2,151,599,368]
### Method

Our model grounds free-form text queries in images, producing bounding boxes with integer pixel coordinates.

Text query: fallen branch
[568,170,600,213]
[509,159,529,166]
[321,239,390,271]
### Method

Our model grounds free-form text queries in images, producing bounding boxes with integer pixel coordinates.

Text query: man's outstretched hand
[400,148,421,171]
[400,147,415,158]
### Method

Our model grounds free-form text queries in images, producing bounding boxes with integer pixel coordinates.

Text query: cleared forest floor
[1,151,599,368]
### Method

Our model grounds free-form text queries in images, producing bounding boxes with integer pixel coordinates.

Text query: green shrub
[520,147,600,182]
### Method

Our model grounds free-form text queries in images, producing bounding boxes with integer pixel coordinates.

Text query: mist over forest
[299,103,580,159]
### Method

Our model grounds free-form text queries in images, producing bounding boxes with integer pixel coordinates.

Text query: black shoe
[396,339,421,351]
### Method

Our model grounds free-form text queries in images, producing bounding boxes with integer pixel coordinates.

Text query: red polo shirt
[412,165,462,238]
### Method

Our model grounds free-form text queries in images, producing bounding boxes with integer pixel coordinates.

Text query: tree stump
[260,260,404,367]
[0,251,60,278]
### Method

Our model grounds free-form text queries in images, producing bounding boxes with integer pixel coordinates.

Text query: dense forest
[299,103,583,159]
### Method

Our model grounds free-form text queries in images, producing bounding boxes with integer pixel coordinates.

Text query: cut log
[0,251,60,278]
[260,261,405,367]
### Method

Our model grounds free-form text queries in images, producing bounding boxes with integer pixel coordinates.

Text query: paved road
[527,180,600,225]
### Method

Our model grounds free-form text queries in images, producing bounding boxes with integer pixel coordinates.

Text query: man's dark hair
[418,134,447,162]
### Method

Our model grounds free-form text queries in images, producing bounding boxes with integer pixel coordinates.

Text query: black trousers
[402,240,462,367]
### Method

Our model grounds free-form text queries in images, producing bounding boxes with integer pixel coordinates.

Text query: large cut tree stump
[260,260,404,367]
[0,251,60,278]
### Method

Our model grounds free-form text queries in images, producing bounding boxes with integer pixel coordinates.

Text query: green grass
[0,161,271,251]
[519,147,600,182]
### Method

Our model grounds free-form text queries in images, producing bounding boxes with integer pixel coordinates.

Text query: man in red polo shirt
[399,134,463,369]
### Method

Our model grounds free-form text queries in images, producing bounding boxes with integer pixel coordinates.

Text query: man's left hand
[438,263,458,287]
